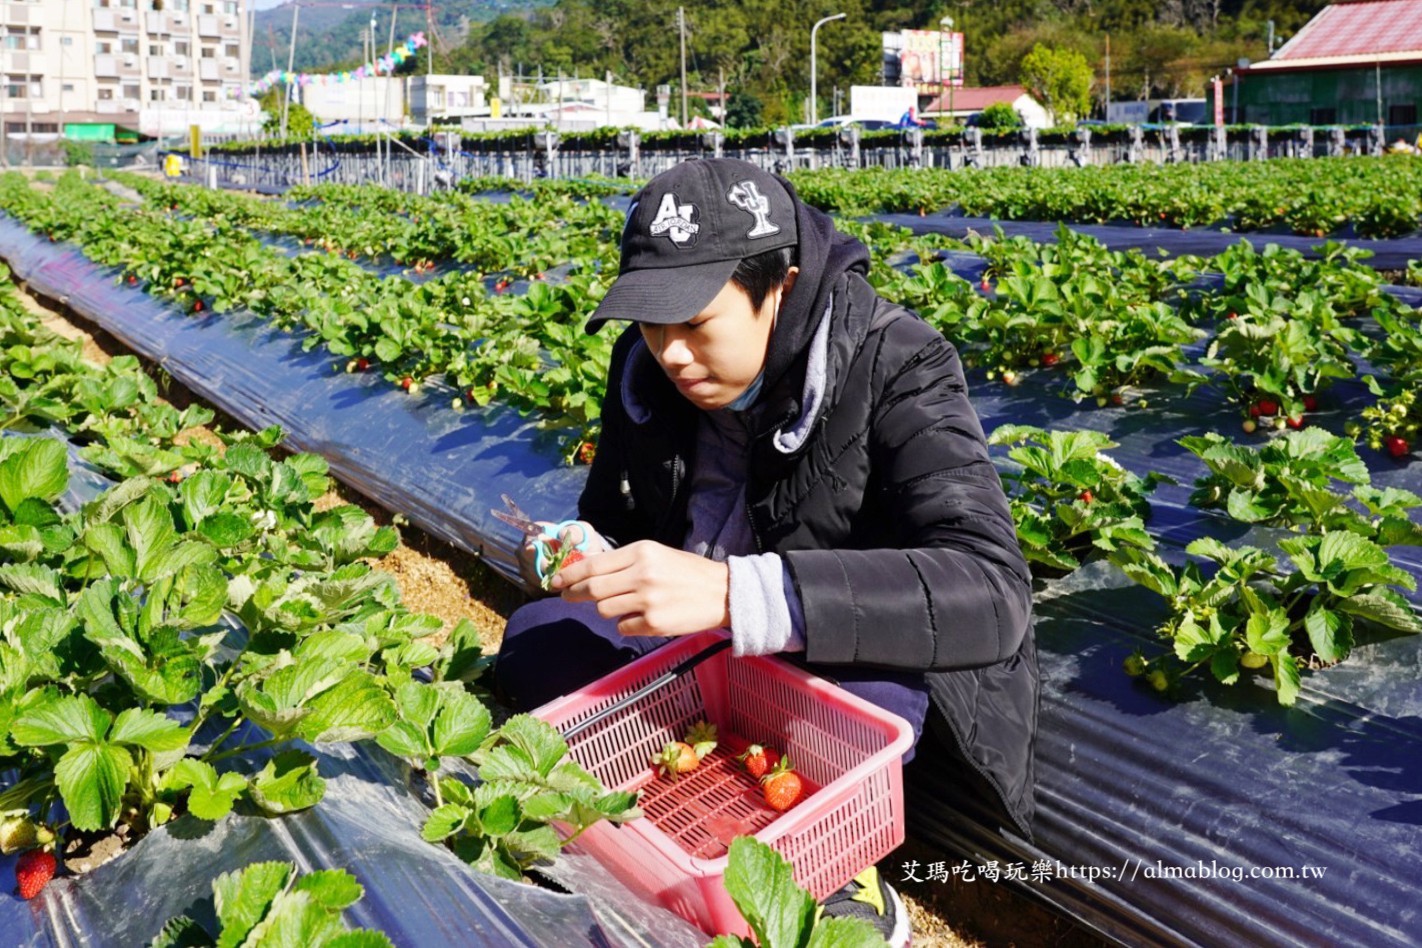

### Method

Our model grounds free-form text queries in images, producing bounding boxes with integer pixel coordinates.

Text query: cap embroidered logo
[726,180,781,239]
[648,191,700,247]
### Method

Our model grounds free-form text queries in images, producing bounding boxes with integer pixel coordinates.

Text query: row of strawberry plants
[0,281,638,896]
[0,171,615,462]
[881,226,1422,454]
[11,174,1422,463]
[787,157,1422,237]
[990,424,1422,705]
[115,172,625,279]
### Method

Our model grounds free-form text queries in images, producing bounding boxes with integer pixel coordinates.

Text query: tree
[258,87,315,138]
[725,90,763,128]
[1019,43,1093,124]
[977,101,1023,129]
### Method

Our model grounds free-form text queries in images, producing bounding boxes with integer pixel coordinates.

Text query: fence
[163,121,1422,196]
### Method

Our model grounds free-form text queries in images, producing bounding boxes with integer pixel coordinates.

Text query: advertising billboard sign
[896,28,964,93]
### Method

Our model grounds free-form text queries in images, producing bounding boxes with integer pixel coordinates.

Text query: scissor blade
[491,508,539,535]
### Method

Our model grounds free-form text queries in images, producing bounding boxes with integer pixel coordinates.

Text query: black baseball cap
[585,158,799,334]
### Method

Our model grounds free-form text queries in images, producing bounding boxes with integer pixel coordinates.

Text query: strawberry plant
[420,715,641,880]
[1180,280,1362,426]
[148,861,394,947]
[708,836,888,948]
[988,425,1168,578]
[1179,429,1422,545]
[1117,534,1422,705]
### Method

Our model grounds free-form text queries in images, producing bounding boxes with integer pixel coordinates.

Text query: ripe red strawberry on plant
[1041,351,1059,367]
[737,744,781,780]
[15,849,56,901]
[761,757,803,812]
[1386,436,1410,459]
[1302,394,1319,412]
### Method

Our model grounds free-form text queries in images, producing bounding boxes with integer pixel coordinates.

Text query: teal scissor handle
[532,520,592,578]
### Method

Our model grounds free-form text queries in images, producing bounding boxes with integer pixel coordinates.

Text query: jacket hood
[760,175,871,399]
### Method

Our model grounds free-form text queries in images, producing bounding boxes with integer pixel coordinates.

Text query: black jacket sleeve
[787,318,1033,672]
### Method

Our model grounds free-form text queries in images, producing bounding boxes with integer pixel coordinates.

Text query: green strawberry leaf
[12,692,110,746]
[295,669,397,744]
[164,759,247,822]
[0,438,68,513]
[720,836,818,948]
[55,741,132,831]
[1271,653,1302,707]
[148,915,214,948]
[249,751,326,814]
[431,689,492,759]
[213,861,294,948]
[110,707,189,752]
[1303,606,1353,665]
[422,803,471,842]
[292,869,363,912]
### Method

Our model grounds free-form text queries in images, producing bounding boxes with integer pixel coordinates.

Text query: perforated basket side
[540,637,728,792]
[775,764,905,899]
[723,654,892,789]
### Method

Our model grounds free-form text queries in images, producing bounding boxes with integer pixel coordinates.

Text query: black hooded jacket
[578,178,1039,837]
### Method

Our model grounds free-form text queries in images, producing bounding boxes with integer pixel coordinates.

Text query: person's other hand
[549,540,730,637]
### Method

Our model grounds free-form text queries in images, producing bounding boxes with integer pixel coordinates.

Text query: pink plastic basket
[532,631,915,938]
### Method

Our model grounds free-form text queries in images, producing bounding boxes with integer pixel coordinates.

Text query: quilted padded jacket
[578,268,1039,837]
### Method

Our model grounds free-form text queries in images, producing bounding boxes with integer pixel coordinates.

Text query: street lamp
[940,15,954,125]
[810,13,846,125]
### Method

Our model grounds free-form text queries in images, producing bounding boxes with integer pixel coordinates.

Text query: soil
[10,274,1109,948]
[63,829,128,876]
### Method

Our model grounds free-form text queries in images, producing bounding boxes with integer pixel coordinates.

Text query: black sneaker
[818,865,910,946]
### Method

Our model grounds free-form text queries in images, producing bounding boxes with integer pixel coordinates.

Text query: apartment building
[1,0,254,141]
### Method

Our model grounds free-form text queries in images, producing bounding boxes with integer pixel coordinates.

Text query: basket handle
[559,637,732,741]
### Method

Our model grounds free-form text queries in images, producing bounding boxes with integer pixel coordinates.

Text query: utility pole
[280,2,300,138]
[678,7,688,127]
[1105,33,1111,118]
[719,66,726,126]
[386,5,398,183]
[606,69,612,127]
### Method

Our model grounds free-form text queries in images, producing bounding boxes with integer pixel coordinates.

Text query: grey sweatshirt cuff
[728,553,807,657]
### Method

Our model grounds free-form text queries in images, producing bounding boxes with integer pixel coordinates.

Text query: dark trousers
[492,597,933,763]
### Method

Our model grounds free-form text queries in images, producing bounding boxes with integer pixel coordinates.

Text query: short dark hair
[730,245,796,311]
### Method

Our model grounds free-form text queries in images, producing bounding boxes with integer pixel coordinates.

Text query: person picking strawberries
[493,158,1036,947]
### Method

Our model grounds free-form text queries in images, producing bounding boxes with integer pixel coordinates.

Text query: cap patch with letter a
[726,179,781,239]
[648,191,700,247]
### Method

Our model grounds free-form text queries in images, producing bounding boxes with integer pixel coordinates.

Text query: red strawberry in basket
[737,744,781,780]
[761,757,803,812]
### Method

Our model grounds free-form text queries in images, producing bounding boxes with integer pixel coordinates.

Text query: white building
[299,76,404,129]
[1,0,255,141]
[481,76,668,131]
[408,73,487,125]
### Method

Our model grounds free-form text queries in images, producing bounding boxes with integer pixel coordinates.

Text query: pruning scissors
[491,493,592,579]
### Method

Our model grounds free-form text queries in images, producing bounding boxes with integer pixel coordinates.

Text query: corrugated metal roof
[1272,0,1422,63]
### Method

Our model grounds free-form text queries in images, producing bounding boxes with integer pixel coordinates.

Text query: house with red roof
[1223,0,1422,126]
[920,85,1051,128]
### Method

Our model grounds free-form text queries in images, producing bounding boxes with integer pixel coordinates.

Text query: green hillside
[426,0,1332,125]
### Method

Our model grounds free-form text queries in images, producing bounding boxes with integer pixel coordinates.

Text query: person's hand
[516,520,607,594]
[549,540,730,638]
